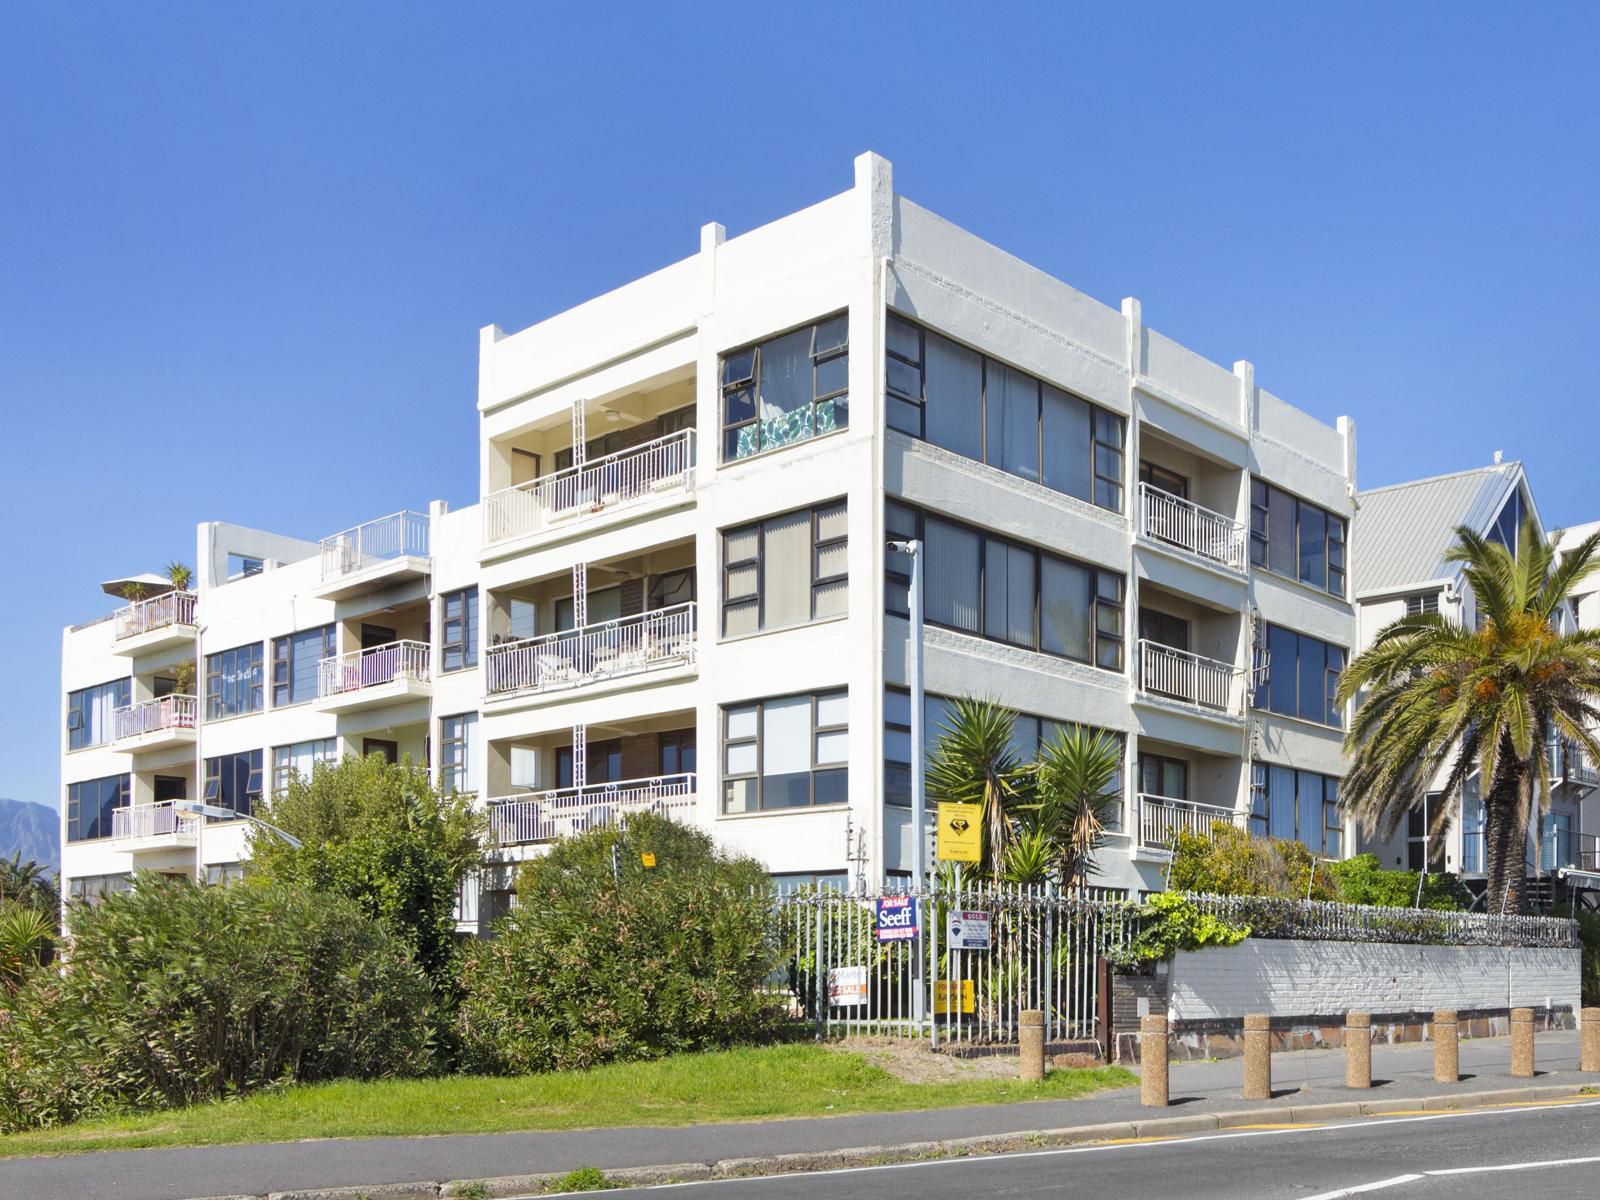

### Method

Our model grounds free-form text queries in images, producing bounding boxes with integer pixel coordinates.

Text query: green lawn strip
[0,1043,1134,1160]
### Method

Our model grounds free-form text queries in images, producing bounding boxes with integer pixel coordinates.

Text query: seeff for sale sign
[875,895,919,942]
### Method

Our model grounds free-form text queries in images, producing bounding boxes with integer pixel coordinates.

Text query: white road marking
[1295,1151,1600,1197]
[1298,1176,1424,1200]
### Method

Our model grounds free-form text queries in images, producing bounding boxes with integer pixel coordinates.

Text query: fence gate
[774,883,1132,1050]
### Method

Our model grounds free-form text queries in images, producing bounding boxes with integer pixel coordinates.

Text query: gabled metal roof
[1351,463,1527,597]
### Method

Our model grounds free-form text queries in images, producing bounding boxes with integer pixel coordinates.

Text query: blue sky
[4,3,1597,808]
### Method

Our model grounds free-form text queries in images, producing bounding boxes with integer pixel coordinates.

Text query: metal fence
[1185,893,1580,949]
[773,883,1133,1047]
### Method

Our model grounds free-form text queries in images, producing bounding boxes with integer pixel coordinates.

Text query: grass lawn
[0,1042,1134,1160]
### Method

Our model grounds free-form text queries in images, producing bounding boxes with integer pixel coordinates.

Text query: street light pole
[171,801,304,851]
[887,538,926,889]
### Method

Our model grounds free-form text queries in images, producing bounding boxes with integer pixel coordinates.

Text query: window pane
[816,690,848,726]
[923,333,983,461]
[1298,502,1326,588]
[1297,636,1325,723]
[815,729,849,765]
[813,314,848,355]
[1268,625,1298,715]
[756,328,813,449]
[815,354,848,397]
[888,396,922,435]
[812,578,848,618]
[815,541,848,578]
[1269,765,1296,839]
[984,539,1035,647]
[1040,556,1092,660]
[761,696,813,808]
[1267,486,1297,576]
[815,502,848,542]
[722,347,756,386]
[726,705,758,741]
[985,362,1040,483]
[924,519,980,632]
[1041,385,1092,501]
[725,742,757,775]
[762,508,811,628]
[886,315,921,362]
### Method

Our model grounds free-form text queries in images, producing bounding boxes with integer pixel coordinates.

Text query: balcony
[1547,739,1600,790]
[1136,639,1246,718]
[482,429,695,553]
[486,774,695,847]
[113,695,198,753]
[1136,794,1244,854]
[111,801,200,852]
[1137,483,1247,573]
[485,603,697,703]
[314,511,430,601]
[112,591,198,655]
[315,640,432,712]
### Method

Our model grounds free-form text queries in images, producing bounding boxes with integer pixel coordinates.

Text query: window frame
[65,773,130,842]
[270,624,336,708]
[721,689,849,814]
[440,587,479,672]
[438,714,477,795]
[721,499,849,637]
[270,737,337,796]
[66,677,132,750]
[1251,763,1343,856]
[720,313,850,463]
[1252,622,1346,728]
[1249,478,1347,597]
[203,749,264,817]
[205,642,264,720]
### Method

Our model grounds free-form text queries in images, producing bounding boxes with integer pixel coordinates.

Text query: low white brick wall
[1169,940,1580,1021]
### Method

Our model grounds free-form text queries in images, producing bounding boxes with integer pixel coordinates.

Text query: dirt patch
[829,1037,1027,1083]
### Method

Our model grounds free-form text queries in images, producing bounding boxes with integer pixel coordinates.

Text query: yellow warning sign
[640,852,657,868]
[936,802,982,863]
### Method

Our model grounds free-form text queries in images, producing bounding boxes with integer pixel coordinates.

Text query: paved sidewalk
[0,1031,1588,1200]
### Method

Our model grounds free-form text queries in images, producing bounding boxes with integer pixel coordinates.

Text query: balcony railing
[1138,483,1247,572]
[1137,794,1243,850]
[113,694,198,741]
[318,640,431,698]
[486,774,695,846]
[483,429,696,546]
[486,603,697,697]
[1137,639,1245,716]
[113,590,198,640]
[112,801,199,846]
[321,511,430,581]
[1548,739,1600,788]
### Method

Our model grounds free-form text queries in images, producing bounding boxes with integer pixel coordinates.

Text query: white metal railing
[1550,738,1600,787]
[1137,794,1243,849]
[112,801,199,845]
[1138,639,1245,715]
[1138,483,1247,571]
[113,694,198,741]
[483,429,696,546]
[485,774,696,845]
[321,510,429,580]
[486,603,697,697]
[317,640,431,698]
[113,590,198,640]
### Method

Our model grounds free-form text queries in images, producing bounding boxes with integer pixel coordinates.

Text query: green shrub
[548,1166,614,1192]
[1114,891,1250,968]
[456,814,779,1074]
[1168,824,1335,900]
[1326,853,1470,911]
[1579,911,1600,1008]
[0,877,435,1132]
[0,901,54,998]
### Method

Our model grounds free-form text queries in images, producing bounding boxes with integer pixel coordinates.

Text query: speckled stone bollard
[1511,1007,1536,1078]
[1433,1010,1459,1083]
[1583,1008,1600,1073]
[1345,1011,1372,1089]
[1019,1009,1045,1082]
[1141,1015,1169,1107]
[1243,1013,1272,1101]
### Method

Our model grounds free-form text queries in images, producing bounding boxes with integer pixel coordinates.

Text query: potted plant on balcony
[165,561,194,592]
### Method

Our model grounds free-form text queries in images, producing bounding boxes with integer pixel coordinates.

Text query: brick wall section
[1110,967,1170,1063]
[619,577,645,617]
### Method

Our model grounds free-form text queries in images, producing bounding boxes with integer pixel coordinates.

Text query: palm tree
[1021,727,1124,891]
[926,697,1033,880]
[165,560,194,591]
[0,853,58,914]
[0,903,54,995]
[1336,517,1600,914]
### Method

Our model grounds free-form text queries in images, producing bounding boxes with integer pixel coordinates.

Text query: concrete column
[1433,1010,1459,1083]
[1510,1007,1535,1078]
[1344,1011,1372,1089]
[1019,1009,1045,1082]
[1243,1013,1272,1101]
[1140,1014,1169,1107]
[1583,1007,1600,1073]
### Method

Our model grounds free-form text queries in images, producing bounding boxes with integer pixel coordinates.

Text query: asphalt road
[590,1100,1600,1200]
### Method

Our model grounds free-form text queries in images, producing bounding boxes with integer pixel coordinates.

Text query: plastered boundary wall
[1113,940,1580,1062]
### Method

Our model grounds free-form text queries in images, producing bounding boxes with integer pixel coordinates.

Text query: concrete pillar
[1433,1010,1459,1083]
[1243,1013,1272,1101]
[1511,1007,1535,1078]
[1019,1009,1045,1082]
[1583,1007,1600,1073]
[1140,1014,1169,1107]
[1344,1011,1372,1089]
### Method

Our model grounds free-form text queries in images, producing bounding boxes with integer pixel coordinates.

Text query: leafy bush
[1114,892,1250,968]
[1327,853,1470,911]
[250,754,486,988]
[0,854,58,915]
[0,901,54,998]
[1168,824,1335,900]
[0,877,435,1132]
[456,814,779,1074]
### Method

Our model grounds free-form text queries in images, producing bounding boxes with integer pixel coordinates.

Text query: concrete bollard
[1140,1014,1169,1107]
[1511,1007,1536,1078]
[1433,1009,1459,1083]
[1345,1011,1372,1089]
[1019,1009,1045,1082]
[1583,1007,1600,1074]
[1243,1013,1272,1101]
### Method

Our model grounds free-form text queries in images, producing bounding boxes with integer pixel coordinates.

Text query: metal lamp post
[172,800,305,857]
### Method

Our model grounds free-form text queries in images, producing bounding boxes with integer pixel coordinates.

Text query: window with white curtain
[67,677,131,749]
[721,500,847,636]
[271,738,338,794]
[722,689,848,813]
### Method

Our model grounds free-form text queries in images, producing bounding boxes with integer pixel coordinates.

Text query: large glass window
[204,750,263,817]
[206,642,263,719]
[439,713,478,795]
[1253,623,1345,727]
[271,738,337,795]
[722,314,848,461]
[659,728,697,776]
[66,773,129,842]
[556,738,621,787]
[441,588,479,672]
[884,315,1123,512]
[722,689,847,813]
[1250,479,1347,597]
[887,501,1123,671]
[271,625,335,707]
[67,677,131,749]
[1487,486,1527,554]
[1249,764,1341,856]
[722,501,847,635]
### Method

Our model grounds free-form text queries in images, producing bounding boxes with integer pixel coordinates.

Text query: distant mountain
[0,799,59,876]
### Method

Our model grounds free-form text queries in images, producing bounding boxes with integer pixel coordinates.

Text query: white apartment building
[1350,461,1600,890]
[60,152,1359,917]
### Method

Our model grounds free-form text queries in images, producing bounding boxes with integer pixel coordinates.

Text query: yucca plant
[0,903,54,996]
[1022,727,1124,891]
[925,698,1033,881]
[165,560,194,591]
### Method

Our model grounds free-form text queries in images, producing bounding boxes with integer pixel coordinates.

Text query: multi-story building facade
[59,153,1359,916]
